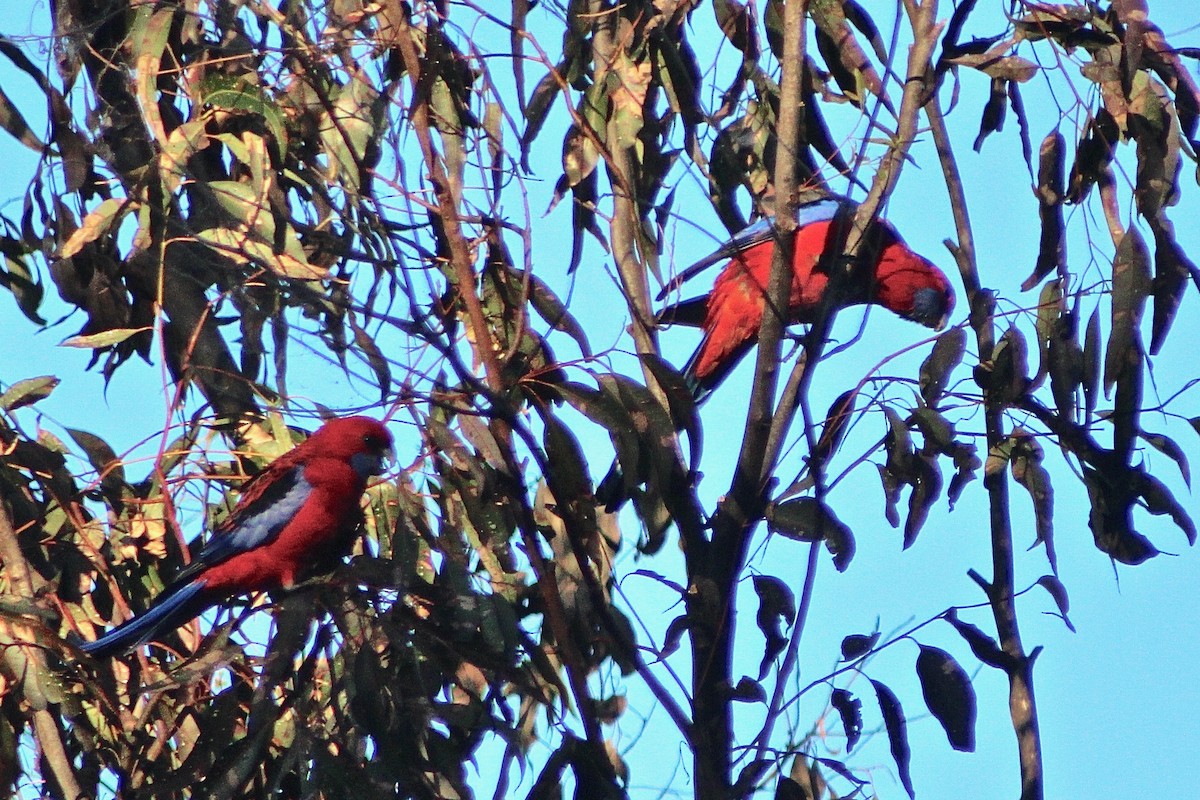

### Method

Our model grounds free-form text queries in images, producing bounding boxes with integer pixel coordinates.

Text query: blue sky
[0,1,1198,798]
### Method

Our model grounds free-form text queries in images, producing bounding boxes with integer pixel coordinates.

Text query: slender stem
[925,90,1044,800]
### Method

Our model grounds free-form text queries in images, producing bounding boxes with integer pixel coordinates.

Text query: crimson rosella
[658,197,955,402]
[80,416,393,658]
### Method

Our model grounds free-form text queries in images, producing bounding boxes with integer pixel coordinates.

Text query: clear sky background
[0,1,1198,798]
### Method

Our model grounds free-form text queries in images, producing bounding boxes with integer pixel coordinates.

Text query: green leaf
[60,328,151,349]
[58,198,130,259]
[200,73,289,160]
[0,376,58,411]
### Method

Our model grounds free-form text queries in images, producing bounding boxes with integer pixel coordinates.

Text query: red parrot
[658,197,955,401]
[80,416,394,658]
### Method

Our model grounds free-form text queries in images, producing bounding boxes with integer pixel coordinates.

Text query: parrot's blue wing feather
[200,468,313,563]
[656,197,848,301]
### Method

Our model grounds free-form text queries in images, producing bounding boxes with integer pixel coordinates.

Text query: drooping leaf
[66,428,126,490]
[1009,431,1056,573]
[1047,309,1085,422]
[872,680,914,799]
[1104,228,1151,393]
[640,353,701,470]
[1067,109,1119,203]
[658,615,690,661]
[903,455,942,550]
[812,389,856,463]
[945,608,1009,669]
[919,328,966,408]
[974,77,1008,152]
[915,645,977,752]
[1082,465,1159,565]
[1148,214,1200,355]
[1082,307,1101,418]
[1023,131,1067,291]
[989,326,1030,405]
[830,688,863,752]
[1035,575,1075,632]
[529,273,593,358]
[1134,470,1197,546]
[753,575,795,680]
[1140,431,1191,488]
[766,497,856,571]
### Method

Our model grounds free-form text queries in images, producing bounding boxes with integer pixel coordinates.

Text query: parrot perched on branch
[657,197,955,402]
[80,415,394,658]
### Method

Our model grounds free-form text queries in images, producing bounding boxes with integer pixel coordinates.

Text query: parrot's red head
[873,238,955,330]
[307,416,394,478]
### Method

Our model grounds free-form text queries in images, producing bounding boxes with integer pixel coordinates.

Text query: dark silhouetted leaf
[1148,215,1200,355]
[1135,470,1197,545]
[813,389,856,463]
[1141,431,1190,487]
[919,328,966,408]
[1024,132,1067,291]
[1104,227,1150,393]
[810,0,890,111]
[731,759,772,799]
[945,608,1009,669]
[1033,279,1063,384]
[658,615,690,662]
[1010,432,1056,572]
[541,411,592,505]
[729,676,766,704]
[1067,109,1119,204]
[872,680,914,798]
[990,326,1030,405]
[1010,80,1033,168]
[1083,307,1101,418]
[831,688,863,752]
[774,776,808,800]
[766,497,856,571]
[910,407,956,455]
[1082,465,1159,564]
[840,632,880,661]
[754,575,795,679]
[974,77,1008,151]
[640,352,701,469]
[916,645,977,752]
[66,428,126,490]
[347,314,391,401]
[529,273,593,358]
[1035,575,1075,632]
[948,444,982,509]
[904,455,942,549]
[1047,308,1084,421]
